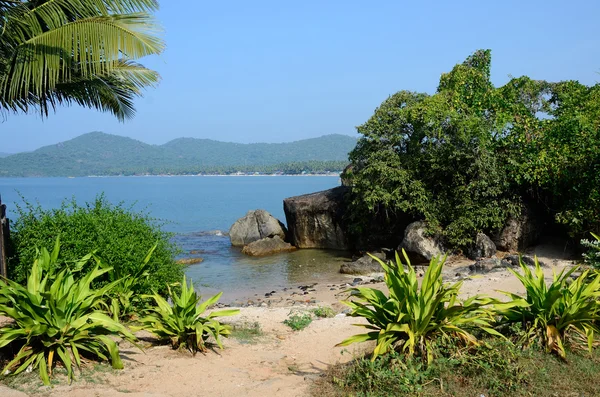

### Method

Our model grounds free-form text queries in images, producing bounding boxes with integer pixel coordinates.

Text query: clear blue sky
[2,0,599,153]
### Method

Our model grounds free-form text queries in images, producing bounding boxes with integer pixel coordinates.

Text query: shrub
[312,306,335,318]
[497,257,600,358]
[9,194,182,296]
[0,242,137,385]
[283,313,313,331]
[337,250,501,362]
[138,276,239,354]
[581,232,600,268]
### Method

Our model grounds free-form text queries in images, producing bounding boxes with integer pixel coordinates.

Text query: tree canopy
[347,50,600,248]
[0,0,164,120]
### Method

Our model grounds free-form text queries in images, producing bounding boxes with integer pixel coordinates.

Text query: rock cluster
[230,210,295,256]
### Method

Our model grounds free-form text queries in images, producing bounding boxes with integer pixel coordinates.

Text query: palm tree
[0,0,164,121]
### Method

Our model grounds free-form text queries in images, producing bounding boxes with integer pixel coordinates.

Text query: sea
[0,176,352,301]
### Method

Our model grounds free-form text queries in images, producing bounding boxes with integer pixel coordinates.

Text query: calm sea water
[0,176,350,301]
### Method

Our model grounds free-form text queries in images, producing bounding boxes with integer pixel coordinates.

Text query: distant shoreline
[0,173,342,179]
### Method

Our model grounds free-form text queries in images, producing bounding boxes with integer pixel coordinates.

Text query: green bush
[138,276,239,354]
[9,194,182,296]
[0,242,137,385]
[283,313,313,331]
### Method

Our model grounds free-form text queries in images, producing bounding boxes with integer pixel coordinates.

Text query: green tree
[348,50,520,248]
[0,0,164,120]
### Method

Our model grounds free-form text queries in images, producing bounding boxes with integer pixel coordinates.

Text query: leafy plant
[312,306,335,318]
[0,240,137,385]
[581,232,600,268]
[96,244,157,321]
[337,250,501,362]
[283,313,313,331]
[497,257,600,358]
[138,276,239,354]
[9,194,182,296]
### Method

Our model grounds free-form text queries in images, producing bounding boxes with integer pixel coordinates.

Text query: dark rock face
[400,221,444,263]
[229,209,287,247]
[493,204,543,252]
[340,252,386,275]
[283,187,350,250]
[241,236,296,256]
[467,233,497,259]
[469,257,504,273]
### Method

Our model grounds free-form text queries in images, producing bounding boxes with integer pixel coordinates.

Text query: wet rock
[400,221,444,263]
[175,257,204,265]
[469,258,503,273]
[283,186,350,250]
[502,254,542,268]
[467,233,497,259]
[241,236,296,256]
[340,252,386,275]
[230,209,288,247]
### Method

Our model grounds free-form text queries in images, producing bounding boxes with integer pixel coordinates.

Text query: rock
[283,186,350,250]
[502,254,542,268]
[467,233,497,259]
[400,221,444,263]
[493,204,543,252]
[175,257,203,265]
[340,252,386,275]
[469,257,503,273]
[230,209,288,247]
[241,236,296,256]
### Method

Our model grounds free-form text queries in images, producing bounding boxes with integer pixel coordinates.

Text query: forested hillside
[0,132,354,176]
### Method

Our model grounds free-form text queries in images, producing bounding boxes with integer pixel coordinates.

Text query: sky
[1,0,600,153]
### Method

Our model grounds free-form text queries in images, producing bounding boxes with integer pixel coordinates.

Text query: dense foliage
[0,243,137,385]
[582,233,600,268]
[347,49,600,248]
[0,132,353,177]
[337,250,500,362]
[0,0,163,120]
[9,195,182,296]
[139,276,239,354]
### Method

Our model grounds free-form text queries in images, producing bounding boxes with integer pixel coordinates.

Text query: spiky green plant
[581,232,600,268]
[139,276,239,354]
[337,250,501,362]
[0,240,137,385]
[497,257,600,358]
[97,244,157,321]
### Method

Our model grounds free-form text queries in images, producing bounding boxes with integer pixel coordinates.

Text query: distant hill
[0,152,11,158]
[0,132,356,177]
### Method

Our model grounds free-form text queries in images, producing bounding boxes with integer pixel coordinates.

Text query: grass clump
[316,341,600,397]
[312,306,335,318]
[284,313,313,331]
[230,322,264,344]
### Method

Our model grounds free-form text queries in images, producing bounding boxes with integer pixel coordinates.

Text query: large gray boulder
[400,221,444,263]
[467,233,497,259]
[283,187,350,250]
[241,236,296,256]
[340,252,386,275]
[229,210,287,247]
[493,204,543,252]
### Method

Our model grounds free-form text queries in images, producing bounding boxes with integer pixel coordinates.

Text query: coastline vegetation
[346,49,600,250]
